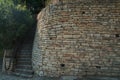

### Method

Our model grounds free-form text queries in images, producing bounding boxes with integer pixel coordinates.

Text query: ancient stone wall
[32,0,120,77]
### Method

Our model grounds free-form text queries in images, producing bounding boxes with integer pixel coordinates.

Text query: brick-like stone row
[32,0,120,77]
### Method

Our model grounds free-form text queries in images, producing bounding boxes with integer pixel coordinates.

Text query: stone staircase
[13,26,36,78]
[14,46,33,77]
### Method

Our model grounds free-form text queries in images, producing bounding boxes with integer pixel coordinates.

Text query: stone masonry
[32,0,120,77]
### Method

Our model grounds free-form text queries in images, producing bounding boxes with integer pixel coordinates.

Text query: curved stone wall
[32,0,120,77]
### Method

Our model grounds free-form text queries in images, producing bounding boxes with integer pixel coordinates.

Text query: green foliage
[13,0,45,14]
[0,0,34,49]
[26,0,45,14]
[45,0,52,6]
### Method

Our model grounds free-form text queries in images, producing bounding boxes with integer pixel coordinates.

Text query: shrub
[0,0,34,49]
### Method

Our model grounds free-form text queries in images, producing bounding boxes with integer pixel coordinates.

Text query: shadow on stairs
[13,26,36,78]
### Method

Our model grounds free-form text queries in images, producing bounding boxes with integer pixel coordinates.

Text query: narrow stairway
[13,26,36,78]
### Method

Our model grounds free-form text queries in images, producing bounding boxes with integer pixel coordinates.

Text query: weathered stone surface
[60,76,78,80]
[32,0,120,77]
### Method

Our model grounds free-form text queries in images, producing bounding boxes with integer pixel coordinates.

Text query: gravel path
[0,73,120,80]
[0,72,59,80]
[0,73,28,80]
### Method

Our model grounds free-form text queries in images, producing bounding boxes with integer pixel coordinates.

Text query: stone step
[17,58,31,62]
[23,40,34,43]
[16,65,32,70]
[21,48,32,50]
[15,69,33,75]
[20,50,32,54]
[17,61,31,65]
[26,32,35,36]
[17,54,31,58]
[21,49,32,51]
[19,53,32,55]
[17,53,32,56]
[17,56,31,59]
[24,39,34,42]
[16,59,32,64]
[22,44,33,47]
[21,46,33,50]
[13,72,33,78]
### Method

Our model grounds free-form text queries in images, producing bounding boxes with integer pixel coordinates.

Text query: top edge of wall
[49,0,120,5]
